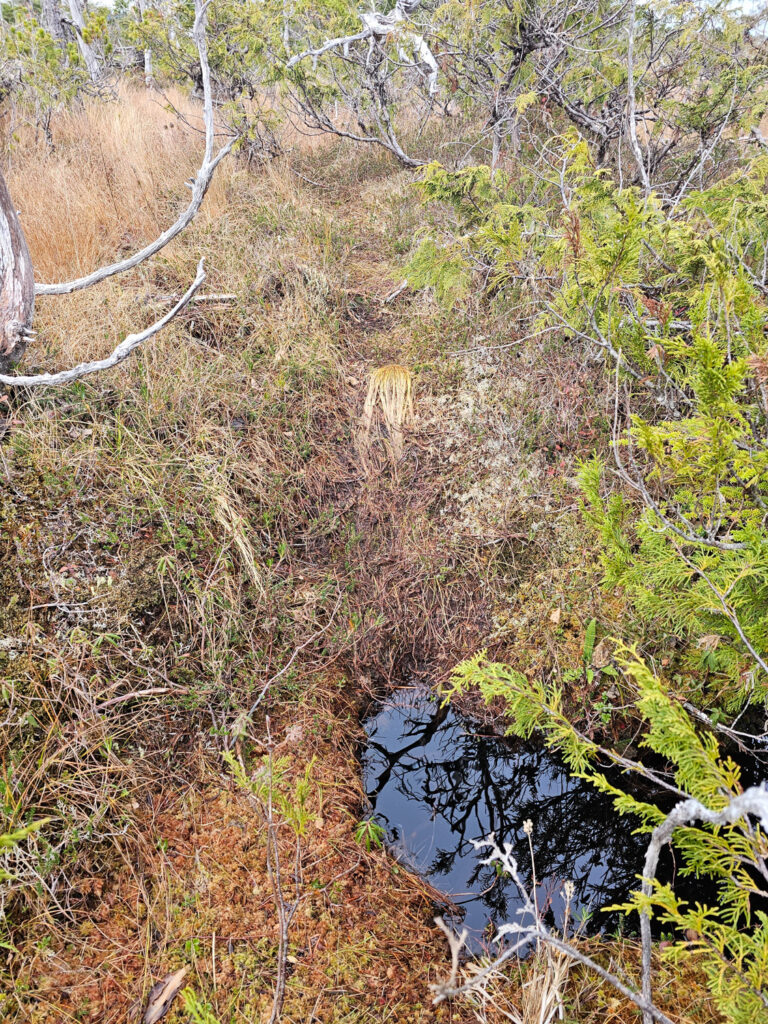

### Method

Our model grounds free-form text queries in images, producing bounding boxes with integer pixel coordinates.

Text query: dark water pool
[362,688,657,949]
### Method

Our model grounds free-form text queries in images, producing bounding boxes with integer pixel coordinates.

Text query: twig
[434,916,468,990]
[147,292,237,306]
[681,700,767,753]
[449,326,558,357]
[244,592,344,722]
[264,715,300,1024]
[382,279,408,303]
[95,686,191,711]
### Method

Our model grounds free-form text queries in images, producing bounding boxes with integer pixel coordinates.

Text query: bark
[0,168,34,375]
[42,0,67,46]
[137,0,153,86]
[67,0,102,84]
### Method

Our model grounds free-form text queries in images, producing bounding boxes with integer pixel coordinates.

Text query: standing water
[362,688,655,949]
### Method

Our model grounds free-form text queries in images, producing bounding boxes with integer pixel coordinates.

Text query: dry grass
[457,938,721,1024]
[7,84,228,280]
[361,363,415,462]
[3,676,477,1023]
[460,948,572,1024]
[0,89,495,1021]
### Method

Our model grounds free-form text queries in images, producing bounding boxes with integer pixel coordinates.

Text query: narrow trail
[3,114,603,1023]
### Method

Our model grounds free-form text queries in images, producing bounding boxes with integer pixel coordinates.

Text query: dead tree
[42,0,69,47]
[66,0,102,85]
[137,0,154,87]
[287,0,438,95]
[0,0,234,387]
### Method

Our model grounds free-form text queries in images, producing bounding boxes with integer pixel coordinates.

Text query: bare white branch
[625,0,651,196]
[639,785,768,1024]
[433,916,469,994]
[0,260,206,387]
[287,0,438,96]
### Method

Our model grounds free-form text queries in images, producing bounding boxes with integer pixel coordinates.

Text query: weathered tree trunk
[42,0,67,46]
[137,0,153,86]
[67,0,102,85]
[0,169,35,375]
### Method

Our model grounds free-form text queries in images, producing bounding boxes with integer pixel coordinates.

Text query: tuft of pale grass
[198,458,267,598]
[462,947,572,1024]
[361,363,414,462]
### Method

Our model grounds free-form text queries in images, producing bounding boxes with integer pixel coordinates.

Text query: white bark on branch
[0,260,205,387]
[0,169,35,374]
[137,0,154,86]
[626,0,651,196]
[638,785,768,1024]
[287,0,438,96]
[36,0,235,296]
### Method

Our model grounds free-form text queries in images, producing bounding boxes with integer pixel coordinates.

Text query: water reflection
[362,689,650,948]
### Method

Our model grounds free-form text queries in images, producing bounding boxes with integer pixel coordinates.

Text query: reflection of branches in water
[364,699,650,930]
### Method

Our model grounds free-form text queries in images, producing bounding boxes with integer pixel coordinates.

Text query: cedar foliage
[412,146,768,710]
[449,650,768,1024]
[407,5,768,1016]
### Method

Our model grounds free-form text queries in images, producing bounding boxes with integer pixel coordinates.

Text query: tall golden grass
[6,85,230,281]
[362,363,415,462]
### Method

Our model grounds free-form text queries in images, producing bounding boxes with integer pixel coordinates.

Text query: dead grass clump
[361,363,414,462]
[461,947,572,1024]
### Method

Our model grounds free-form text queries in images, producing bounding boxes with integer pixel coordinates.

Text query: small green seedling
[354,818,386,852]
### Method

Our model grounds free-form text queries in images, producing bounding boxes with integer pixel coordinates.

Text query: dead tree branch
[287,0,438,97]
[638,785,768,1024]
[0,260,206,387]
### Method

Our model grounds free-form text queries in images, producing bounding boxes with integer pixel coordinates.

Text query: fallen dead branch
[143,967,189,1024]
[0,261,205,386]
